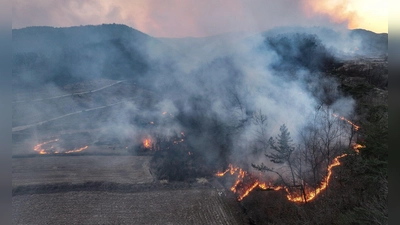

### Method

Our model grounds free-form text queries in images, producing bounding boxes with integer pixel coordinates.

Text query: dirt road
[12,101,124,132]
[13,80,124,103]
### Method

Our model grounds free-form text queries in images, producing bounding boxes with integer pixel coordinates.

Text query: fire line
[216,115,364,203]
[33,139,88,154]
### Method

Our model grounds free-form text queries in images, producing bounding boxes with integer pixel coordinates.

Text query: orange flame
[216,164,287,201]
[34,139,88,154]
[216,164,238,177]
[216,142,362,202]
[286,153,347,202]
[333,113,359,131]
[64,146,89,154]
[238,181,260,201]
[34,139,59,154]
[352,143,365,153]
[230,169,246,192]
[143,139,152,148]
[215,116,363,202]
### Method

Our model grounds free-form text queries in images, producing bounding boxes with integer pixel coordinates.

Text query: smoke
[12,22,381,185]
[133,27,357,172]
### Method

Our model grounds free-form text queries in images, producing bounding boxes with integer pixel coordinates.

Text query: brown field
[12,155,244,224]
[13,189,239,225]
[12,156,153,188]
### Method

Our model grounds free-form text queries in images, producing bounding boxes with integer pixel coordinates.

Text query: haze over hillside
[12,24,388,224]
[13,24,387,87]
[12,24,387,157]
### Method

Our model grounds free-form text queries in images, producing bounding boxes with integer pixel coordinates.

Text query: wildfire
[34,139,59,154]
[353,143,365,153]
[238,182,260,201]
[33,139,88,154]
[64,146,89,154]
[140,132,185,151]
[216,164,239,176]
[143,138,152,148]
[216,164,285,201]
[217,143,364,202]
[286,153,347,203]
[333,113,360,131]
[214,115,364,202]
[230,169,246,192]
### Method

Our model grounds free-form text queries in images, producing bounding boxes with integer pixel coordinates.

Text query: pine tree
[267,124,294,164]
[252,124,297,187]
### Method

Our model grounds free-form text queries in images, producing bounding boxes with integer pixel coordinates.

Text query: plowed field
[12,155,243,224]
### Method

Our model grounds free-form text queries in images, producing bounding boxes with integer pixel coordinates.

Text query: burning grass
[33,138,89,154]
[216,142,365,203]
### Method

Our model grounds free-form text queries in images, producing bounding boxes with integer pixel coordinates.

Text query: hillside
[13,24,182,88]
[12,24,388,224]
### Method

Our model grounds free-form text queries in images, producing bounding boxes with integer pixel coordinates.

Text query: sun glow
[305,0,388,33]
[13,0,388,37]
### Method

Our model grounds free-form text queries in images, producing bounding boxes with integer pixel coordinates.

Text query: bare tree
[315,106,344,176]
[296,105,354,196]
[251,109,268,154]
[299,124,325,187]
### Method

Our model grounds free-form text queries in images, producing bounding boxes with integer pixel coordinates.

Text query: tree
[252,124,297,187]
[251,109,268,155]
[299,124,325,188]
[267,124,296,186]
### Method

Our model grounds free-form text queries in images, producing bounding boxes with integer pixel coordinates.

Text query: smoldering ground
[12,24,377,183]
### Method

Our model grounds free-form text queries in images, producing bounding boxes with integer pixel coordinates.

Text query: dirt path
[13,80,124,103]
[12,101,124,132]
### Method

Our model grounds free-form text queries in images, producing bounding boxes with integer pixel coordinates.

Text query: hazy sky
[12,0,387,37]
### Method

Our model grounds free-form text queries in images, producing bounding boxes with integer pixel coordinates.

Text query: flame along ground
[333,113,359,131]
[142,112,185,150]
[216,115,365,203]
[34,139,88,154]
[143,138,152,148]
